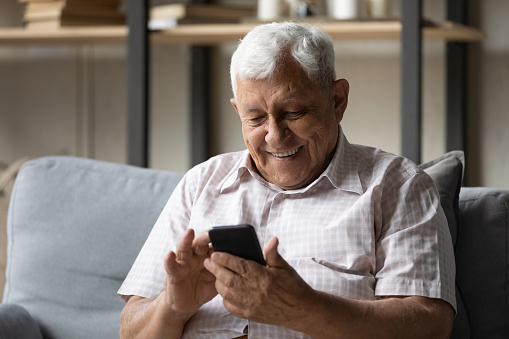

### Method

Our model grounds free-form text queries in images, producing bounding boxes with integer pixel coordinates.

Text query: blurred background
[0,0,507,188]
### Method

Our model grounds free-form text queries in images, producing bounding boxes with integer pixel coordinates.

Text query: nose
[265,116,289,148]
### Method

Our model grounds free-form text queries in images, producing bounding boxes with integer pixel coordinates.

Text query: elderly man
[118,22,456,338]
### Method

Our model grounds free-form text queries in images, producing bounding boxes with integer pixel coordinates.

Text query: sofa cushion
[419,150,464,247]
[3,156,183,339]
[452,187,509,338]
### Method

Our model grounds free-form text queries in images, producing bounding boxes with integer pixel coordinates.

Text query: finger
[176,229,195,261]
[204,255,240,284]
[164,251,180,279]
[193,230,210,246]
[192,230,211,256]
[217,281,248,317]
[203,257,219,275]
[264,237,288,269]
[205,258,245,304]
[210,252,259,277]
[221,299,246,319]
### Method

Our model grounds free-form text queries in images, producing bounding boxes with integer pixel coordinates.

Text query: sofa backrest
[452,187,509,338]
[4,156,509,338]
[3,156,183,339]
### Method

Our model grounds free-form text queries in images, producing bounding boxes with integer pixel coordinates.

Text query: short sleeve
[374,170,457,312]
[118,172,196,301]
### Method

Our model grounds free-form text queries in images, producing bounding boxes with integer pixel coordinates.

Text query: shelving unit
[124,0,482,166]
[0,0,483,167]
[0,21,483,45]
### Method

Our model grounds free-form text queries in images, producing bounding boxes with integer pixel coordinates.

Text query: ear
[332,79,349,124]
[230,98,240,115]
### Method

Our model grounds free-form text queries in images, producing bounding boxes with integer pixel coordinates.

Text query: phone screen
[209,224,266,265]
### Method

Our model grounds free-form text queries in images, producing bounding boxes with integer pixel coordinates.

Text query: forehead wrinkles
[240,83,299,113]
[244,96,298,116]
[237,63,316,113]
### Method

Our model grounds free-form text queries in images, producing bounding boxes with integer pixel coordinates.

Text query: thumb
[264,237,288,268]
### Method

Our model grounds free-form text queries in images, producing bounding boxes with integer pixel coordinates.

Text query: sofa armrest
[0,304,42,339]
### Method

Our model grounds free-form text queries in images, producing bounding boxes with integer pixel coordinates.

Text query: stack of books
[149,3,255,30]
[20,0,125,30]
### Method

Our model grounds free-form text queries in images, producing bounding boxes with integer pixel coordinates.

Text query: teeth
[272,147,301,158]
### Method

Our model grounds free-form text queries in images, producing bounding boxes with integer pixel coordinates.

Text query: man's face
[231,59,349,190]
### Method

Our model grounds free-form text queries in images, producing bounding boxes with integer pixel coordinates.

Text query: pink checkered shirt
[118,128,456,339]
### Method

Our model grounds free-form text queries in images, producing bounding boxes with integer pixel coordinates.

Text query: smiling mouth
[270,146,302,158]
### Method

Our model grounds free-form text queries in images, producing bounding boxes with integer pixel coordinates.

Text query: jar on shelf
[367,0,389,19]
[326,0,359,20]
[257,0,311,20]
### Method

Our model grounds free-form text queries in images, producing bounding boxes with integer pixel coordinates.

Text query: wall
[466,0,509,188]
[0,1,191,173]
[0,0,507,187]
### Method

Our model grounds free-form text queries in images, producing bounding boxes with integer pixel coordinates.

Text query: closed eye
[247,115,267,126]
[284,109,307,120]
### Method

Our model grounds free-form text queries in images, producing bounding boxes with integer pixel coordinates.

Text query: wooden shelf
[0,26,127,44]
[0,21,484,45]
[152,21,484,44]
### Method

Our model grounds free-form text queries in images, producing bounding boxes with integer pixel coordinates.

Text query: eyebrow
[246,106,261,112]
[245,97,296,112]
[280,97,295,104]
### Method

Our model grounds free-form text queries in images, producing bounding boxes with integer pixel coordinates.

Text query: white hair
[230,21,336,99]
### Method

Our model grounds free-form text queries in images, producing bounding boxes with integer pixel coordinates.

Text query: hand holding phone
[209,224,266,265]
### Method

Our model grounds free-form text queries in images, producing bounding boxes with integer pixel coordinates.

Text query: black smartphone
[209,224,266,265]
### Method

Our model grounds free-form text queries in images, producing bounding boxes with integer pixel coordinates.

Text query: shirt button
[282,193,288,199]
[312,188,318,193]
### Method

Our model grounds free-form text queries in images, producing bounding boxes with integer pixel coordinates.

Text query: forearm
[283,291,454,339]
[119,293,193,339]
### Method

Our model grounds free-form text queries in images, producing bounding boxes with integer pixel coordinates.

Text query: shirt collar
[321,126,364,195]
[220,126,363,195]
[220,150,251,193]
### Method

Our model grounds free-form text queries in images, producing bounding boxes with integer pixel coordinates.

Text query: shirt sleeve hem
[375,277,457,314]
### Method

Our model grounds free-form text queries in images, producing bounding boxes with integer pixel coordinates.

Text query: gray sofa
[0,155,507,338]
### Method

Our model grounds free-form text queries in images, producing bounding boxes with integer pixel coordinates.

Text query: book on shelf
[20,0,124,30]
[149,3,255,29]
[25,16,123,30]
[19,0,119,4]
[151,3,254,20]
[149,17,242,30]
[24,0,120,12]
[25,7,125,21]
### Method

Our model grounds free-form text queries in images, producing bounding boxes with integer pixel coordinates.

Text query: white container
[257,0,285,21]
[327,0,359,20]
[368,0,389,18]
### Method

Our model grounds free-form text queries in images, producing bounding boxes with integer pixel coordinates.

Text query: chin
[274,175,310,190]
